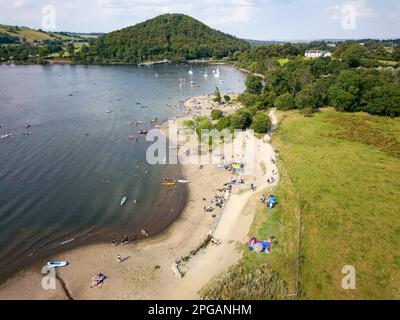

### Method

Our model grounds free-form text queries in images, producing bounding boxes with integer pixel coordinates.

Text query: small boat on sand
[47,261,68,268]
[178,180,190,184]
[120,196,127,206]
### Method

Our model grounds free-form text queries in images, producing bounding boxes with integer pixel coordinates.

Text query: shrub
[213,87,222,103]
[215,116,231,131]
[195,115,209,124]
[246,74,263,94]
[252,112,271,134]
[230,108,253,130]
[224,95,231,103]
[211,109,223,120]
[274,93,295,110]
[183,119,195,128]
[196,119,213,137]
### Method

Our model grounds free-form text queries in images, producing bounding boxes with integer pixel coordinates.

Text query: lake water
[0,63,246,279]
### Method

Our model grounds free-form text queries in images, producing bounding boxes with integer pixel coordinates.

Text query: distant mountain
[243,39,285,47]
[93,14,250,63]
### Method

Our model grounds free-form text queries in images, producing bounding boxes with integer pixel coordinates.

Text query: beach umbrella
[253,242,264,252]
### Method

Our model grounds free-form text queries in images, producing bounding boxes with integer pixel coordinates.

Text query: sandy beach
[0,94,279,300]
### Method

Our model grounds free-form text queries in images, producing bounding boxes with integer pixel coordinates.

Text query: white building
[305,50,332,58]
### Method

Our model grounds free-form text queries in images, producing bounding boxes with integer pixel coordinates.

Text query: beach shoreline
[0,94,279,300]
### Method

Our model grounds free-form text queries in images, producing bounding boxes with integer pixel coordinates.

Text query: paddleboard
[47,261,68,268]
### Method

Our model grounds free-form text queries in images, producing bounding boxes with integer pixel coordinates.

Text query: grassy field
[203,108,400,300]
[0,25,55,43]
[0,24,98,44]
[277,58,289,66]
[273,109,400,299]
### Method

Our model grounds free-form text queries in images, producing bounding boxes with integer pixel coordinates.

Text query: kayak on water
[120,196,127,206]
[47,261,69,268]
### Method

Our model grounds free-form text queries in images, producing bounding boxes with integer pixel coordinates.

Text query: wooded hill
[92,13,250,63]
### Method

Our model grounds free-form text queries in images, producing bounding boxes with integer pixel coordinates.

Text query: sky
[0,0,399,40]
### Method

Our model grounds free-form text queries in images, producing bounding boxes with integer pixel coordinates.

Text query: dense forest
[86,14,250,63]
[231,41,400,117]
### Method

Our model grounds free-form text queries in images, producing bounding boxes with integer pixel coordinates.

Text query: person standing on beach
[117,254,122,263]
[112,234,117,246]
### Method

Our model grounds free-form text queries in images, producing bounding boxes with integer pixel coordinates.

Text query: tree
[230,109,253,130]
[183,119,195,128]
[213,87,222,103]
[246,74,263,94]
[224,95,231,103]
[393,45,400,62]
[296,84,318,111]
[215,116,231,131]
[66,43,75,57]
[251,112,271,134]
[38,46,50,58]
[328,85,357,112]
[328,70,362,112]
[196,119,213,137]
[340,43,367,68]
[363,84,400,117]
[211,109,223,120]
[274,93,295,110]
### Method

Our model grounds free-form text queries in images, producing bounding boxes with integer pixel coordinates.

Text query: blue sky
[1,0,399,40]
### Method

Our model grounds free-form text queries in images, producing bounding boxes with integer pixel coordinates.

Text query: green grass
[273,109,400,299]
[277,58,289,66]
[202,108,400,300]
[201,166,301,299]
[378,60,398,66]
[0,25,55,43]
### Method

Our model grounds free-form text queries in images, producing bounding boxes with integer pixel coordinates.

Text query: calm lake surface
[0,63,246,279]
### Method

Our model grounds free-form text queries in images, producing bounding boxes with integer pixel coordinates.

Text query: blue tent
[269,196,277,204]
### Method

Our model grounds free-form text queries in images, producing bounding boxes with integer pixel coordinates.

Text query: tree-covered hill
[92,13,250,63]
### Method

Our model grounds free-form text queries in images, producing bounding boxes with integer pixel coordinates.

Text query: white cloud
[97,0,255,25]
[202,0,256,25]
[13,0,27,7]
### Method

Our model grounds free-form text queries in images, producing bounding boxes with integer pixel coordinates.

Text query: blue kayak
[47,261,68,268]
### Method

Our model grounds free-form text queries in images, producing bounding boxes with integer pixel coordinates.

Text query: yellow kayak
[161,182,176,187]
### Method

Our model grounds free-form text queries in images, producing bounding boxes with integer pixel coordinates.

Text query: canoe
[120,196,127,206]
[47,261,68,268]
[161,182,176,187]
